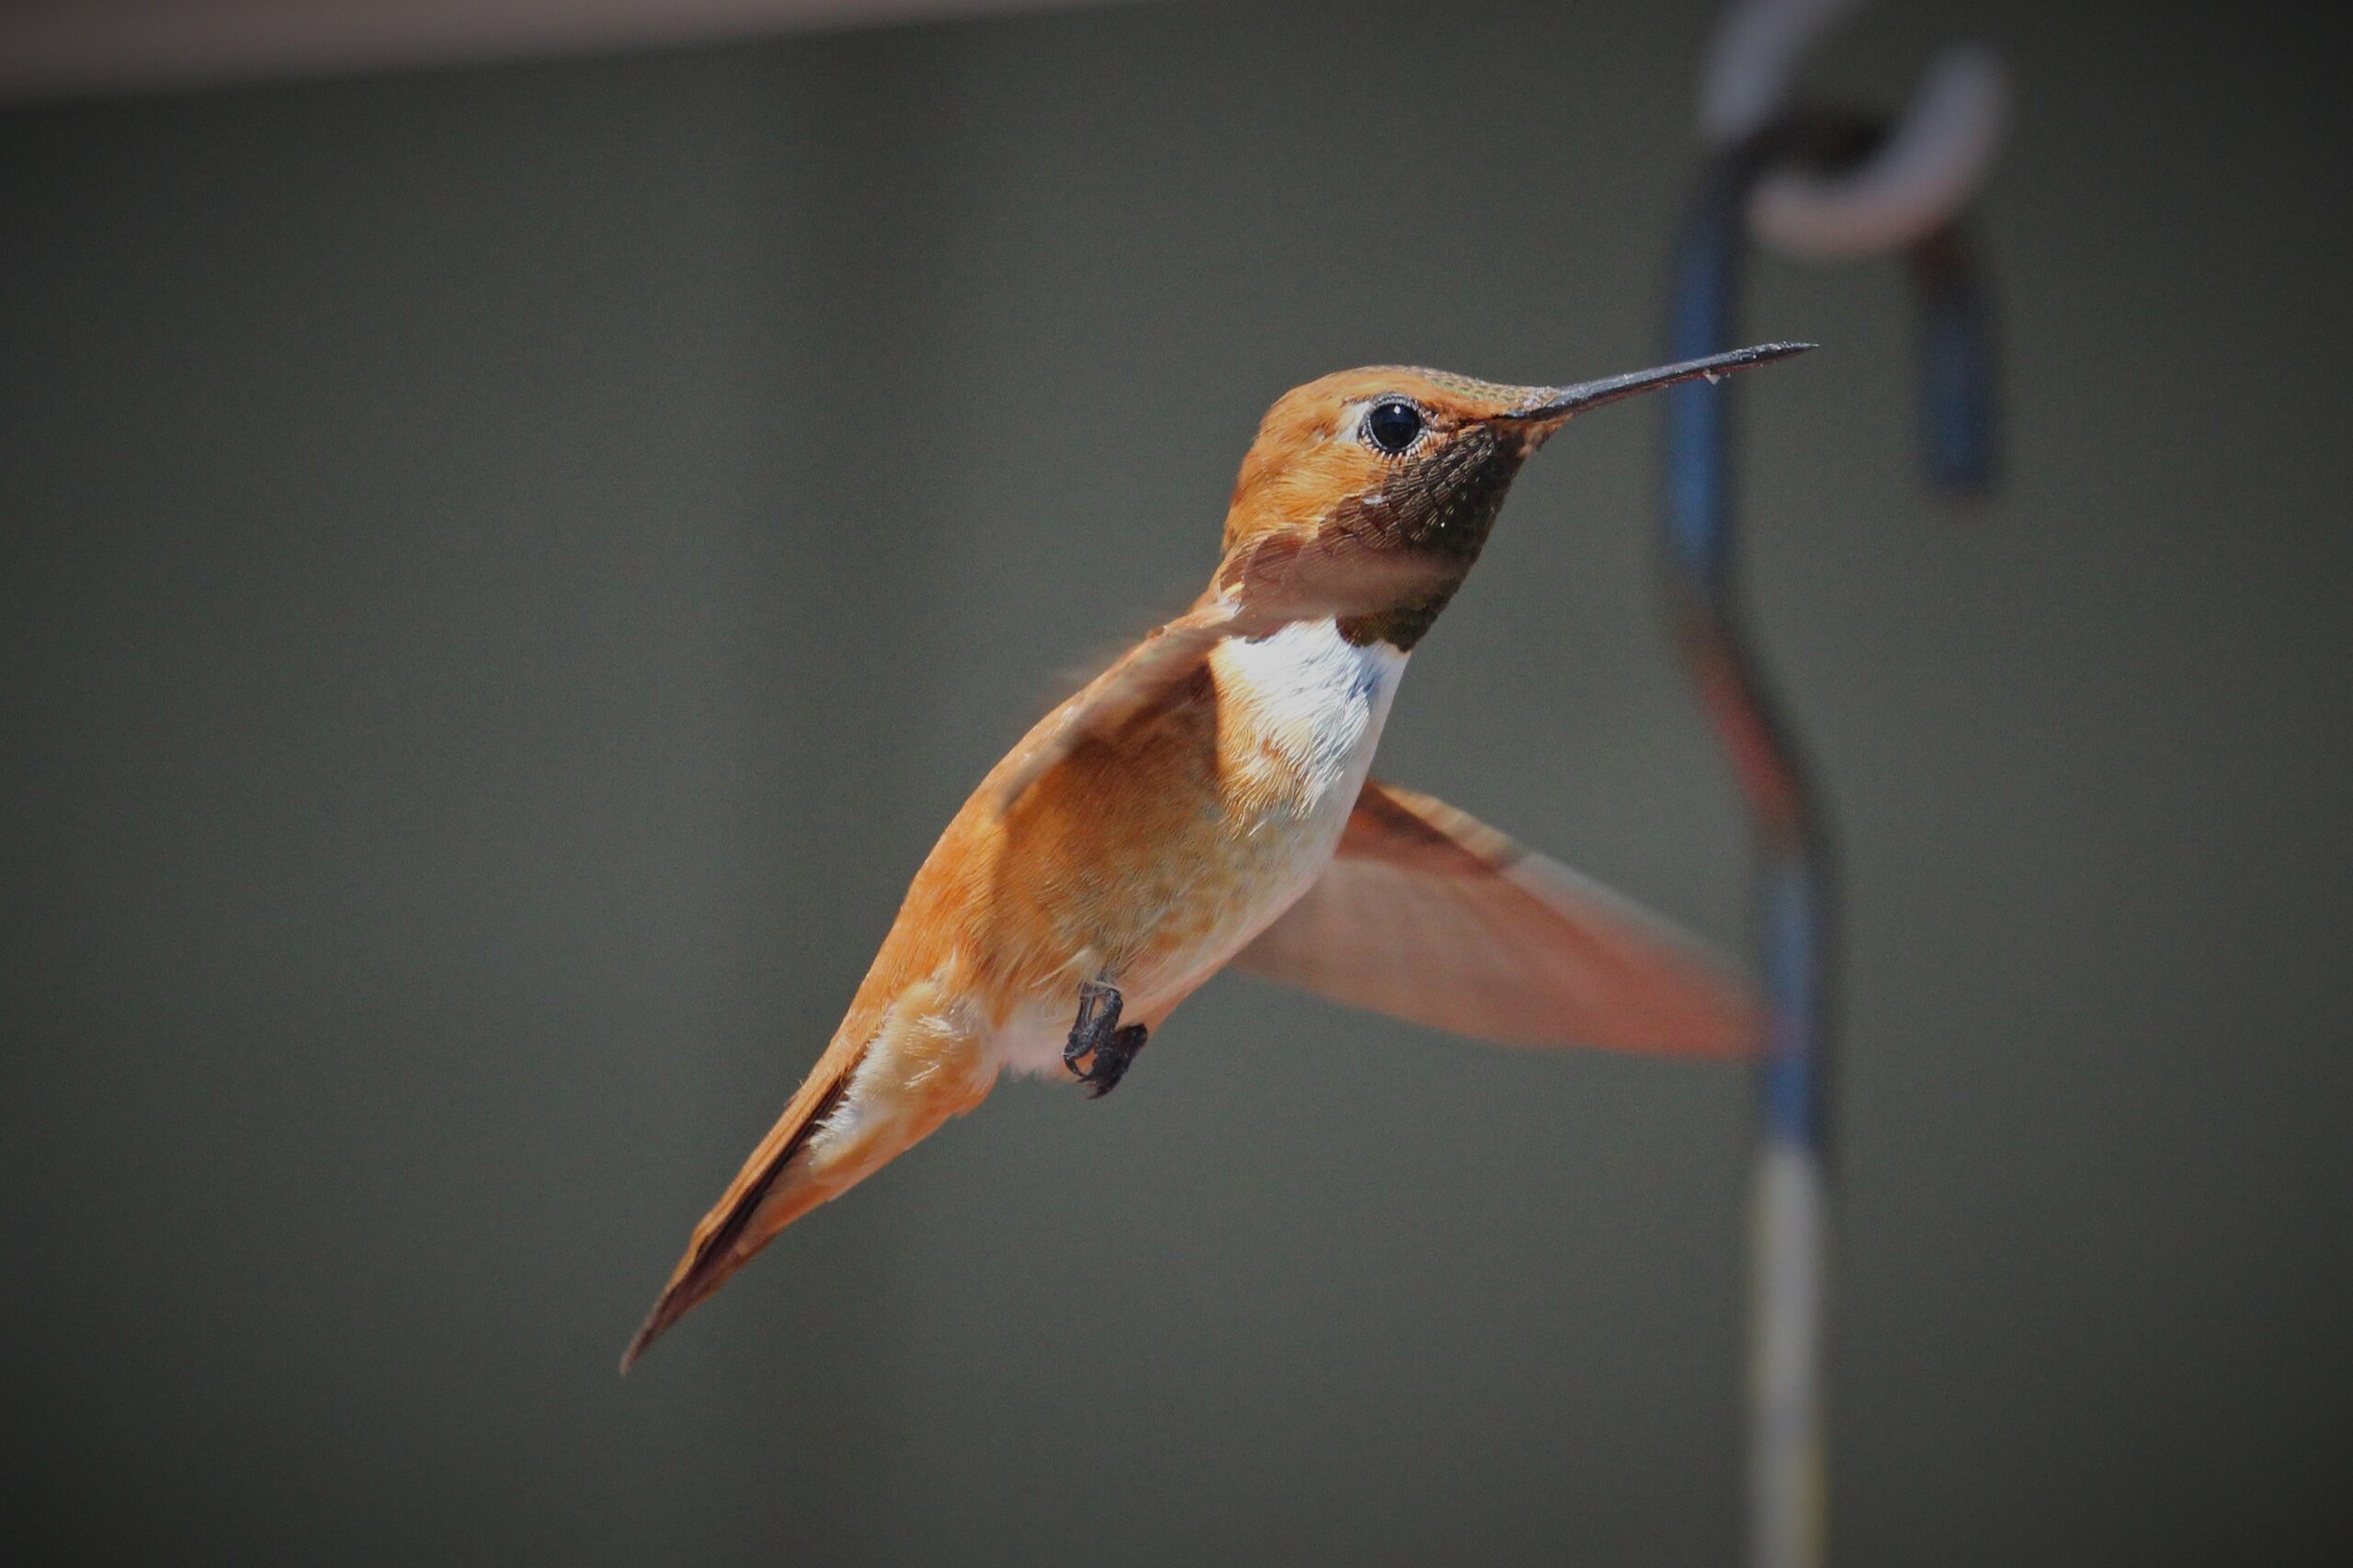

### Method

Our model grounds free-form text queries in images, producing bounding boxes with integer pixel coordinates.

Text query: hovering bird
[623,341,1813,1369]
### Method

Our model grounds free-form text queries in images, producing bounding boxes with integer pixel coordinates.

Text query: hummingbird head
[1220,343,1813,650]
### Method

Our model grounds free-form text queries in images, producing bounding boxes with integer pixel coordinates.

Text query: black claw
[1081,1023,1149,1097]
[1064,981,1149,1097]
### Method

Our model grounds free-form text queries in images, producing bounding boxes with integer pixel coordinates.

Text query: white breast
[992,619,1408,1078]
[1211,617,1409,803]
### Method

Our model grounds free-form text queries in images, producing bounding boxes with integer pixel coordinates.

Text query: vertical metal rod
[1659,123,1995,1568]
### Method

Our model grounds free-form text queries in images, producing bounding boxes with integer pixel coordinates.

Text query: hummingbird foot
[1063,980,1149,1098]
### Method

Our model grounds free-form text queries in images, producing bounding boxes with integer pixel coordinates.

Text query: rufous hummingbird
[622,341,1813,1370]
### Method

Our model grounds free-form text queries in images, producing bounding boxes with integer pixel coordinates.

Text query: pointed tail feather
[620,1068,853,1373]
[620,983,997,1372]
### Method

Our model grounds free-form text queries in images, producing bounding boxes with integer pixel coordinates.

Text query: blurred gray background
[4,0,2348,1562]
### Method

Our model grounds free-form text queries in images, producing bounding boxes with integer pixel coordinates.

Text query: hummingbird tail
[621,983,995,1372]
[620,1071,849,1373]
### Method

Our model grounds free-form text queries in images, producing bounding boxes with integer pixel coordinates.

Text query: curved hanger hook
[1700,0,2009,258]
[1665,10,2007,1568]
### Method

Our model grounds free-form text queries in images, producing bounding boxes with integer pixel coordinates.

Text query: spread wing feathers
[993,529,1446,812]
[1232,778,1758,1055]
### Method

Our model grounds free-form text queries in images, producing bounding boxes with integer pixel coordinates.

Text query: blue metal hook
[1661,112,1998,1568]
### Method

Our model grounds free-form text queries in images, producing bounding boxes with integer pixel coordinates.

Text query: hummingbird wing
[992,530,1448,812]
[1231,778,1757,1055]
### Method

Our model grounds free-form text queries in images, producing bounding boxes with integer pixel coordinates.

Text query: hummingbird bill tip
[1516,339,1819,422]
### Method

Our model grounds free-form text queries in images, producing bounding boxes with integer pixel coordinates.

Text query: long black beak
[1507,341,1816,423]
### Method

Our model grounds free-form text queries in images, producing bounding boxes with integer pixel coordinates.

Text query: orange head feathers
[1219,344,1813,650]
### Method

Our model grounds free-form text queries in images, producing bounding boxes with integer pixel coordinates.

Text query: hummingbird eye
[1362,399,1425,457]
